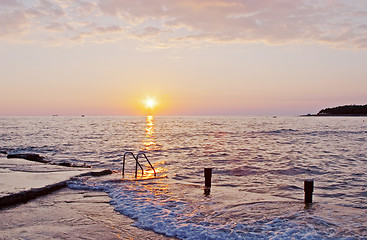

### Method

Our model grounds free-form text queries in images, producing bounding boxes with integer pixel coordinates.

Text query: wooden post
[204,168,212,196]
[304,179,314,204]
[204,168,212,188]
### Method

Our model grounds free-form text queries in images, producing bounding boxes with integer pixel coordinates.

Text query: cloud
[1,0,367,49]
[0,11,27,37]
[132,26,162,38]
[95,25,122,34]
[0,0,28,37]
[0,0,21,7]
[97,0,367,49]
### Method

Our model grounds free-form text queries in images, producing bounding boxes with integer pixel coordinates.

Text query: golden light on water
[142,115,162,151]
[143,165,167,181]
[145,115,155,136]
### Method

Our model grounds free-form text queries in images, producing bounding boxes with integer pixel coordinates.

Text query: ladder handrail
[122,152,144,178]
[137,152,157,177]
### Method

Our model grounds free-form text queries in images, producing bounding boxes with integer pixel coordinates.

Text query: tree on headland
[317,104,367,116]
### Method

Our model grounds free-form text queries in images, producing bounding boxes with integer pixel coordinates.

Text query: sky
[1,0,367,116]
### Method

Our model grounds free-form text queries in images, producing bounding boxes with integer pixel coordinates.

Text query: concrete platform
[0,156,107,208]
[0,155,176,239]
[0,188,175,239]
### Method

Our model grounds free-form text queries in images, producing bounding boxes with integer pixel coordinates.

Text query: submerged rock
[56,161,91,168]
[58,161,72,167]
[90,169,113,176]
[7,153,48,163]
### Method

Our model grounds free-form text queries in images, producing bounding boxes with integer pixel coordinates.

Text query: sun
[144,96,157,109]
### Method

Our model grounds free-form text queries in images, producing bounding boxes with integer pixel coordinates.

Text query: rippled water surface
[1,116,367,239]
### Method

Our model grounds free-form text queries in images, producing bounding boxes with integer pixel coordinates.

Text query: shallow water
[1,116,367,239]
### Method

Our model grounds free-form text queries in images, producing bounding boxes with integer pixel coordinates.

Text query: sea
[1,116,366,239]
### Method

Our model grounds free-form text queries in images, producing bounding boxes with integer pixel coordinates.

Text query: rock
[58,161,72,167]
[7,153,48,163]
[57,161,91,168]
[90,169,113,176]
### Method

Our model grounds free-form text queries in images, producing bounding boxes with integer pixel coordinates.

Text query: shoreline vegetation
[302,104,367,116]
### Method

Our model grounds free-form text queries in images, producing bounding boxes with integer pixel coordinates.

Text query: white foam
[67,178,354,239]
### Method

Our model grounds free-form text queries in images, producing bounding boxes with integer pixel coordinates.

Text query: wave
[303,130,367,136]
[67,176,361,239]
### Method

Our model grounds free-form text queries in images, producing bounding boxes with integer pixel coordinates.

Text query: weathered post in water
[204,168,212,195]
[304,179,314,204]
[204,168,212,188]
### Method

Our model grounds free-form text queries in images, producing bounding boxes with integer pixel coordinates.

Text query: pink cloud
[0,10,28,37]
[0,0,21,7]
[0,0,367,48]
[133,26,162,38]
[95,25,122,33]
[96,0,367,48]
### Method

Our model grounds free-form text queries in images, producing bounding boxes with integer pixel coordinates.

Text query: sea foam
[68,177,335,240]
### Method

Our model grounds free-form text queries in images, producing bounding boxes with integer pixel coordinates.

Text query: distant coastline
[302,104,367,116]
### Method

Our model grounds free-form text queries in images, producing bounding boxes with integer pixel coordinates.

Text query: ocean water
[1,116,367,239]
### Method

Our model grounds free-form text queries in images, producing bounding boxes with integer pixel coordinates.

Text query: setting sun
[144,97,158,109]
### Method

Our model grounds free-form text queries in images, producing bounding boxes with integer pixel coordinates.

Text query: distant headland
[303,104,367,116]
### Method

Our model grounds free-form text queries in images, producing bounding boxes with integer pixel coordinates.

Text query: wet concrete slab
[0,156,106,207]
[0,155,176,239]
[0,188,175,240]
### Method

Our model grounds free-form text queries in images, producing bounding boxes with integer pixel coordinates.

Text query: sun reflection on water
[122,162,167,181]
[140,179,171,197]
[142,115,162,151]
[143,160,167,178]
[122,116,166,180]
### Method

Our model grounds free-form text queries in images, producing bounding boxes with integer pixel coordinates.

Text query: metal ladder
[122,152,157,178]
